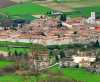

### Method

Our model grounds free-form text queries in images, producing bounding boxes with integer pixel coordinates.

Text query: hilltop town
[0,0,100,82]
[0,12,100,45]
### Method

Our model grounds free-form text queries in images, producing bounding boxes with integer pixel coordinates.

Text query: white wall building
[86,12,96,24]
[72,55,96,64]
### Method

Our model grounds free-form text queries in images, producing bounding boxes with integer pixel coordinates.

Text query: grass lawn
[0,60,14,69]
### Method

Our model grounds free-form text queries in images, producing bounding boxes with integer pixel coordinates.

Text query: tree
[47,11,52,15]
[60,13,66,21]
[8,51,11,56]
[60,50,65,58]
[94,40,100,48]
[14,50,18,57]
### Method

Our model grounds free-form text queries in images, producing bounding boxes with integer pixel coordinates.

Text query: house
[30,51,50,70]
[79,59,91,68]
[86,60,100,73]
[73,55,96,63]
[72,52,96,68]
[95,61,100,73]
[59,57,78,68]
[91,59,100,68]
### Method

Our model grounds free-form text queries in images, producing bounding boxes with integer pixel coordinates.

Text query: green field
[65,6,100,17]
[0,3,52,15]
[0,41,31,53]
[0,41,47,54]
[0,74,36,82]
[38,0,100,17]
[0,41,32,46]
[0,66,100,82]
[48,66,100,82]
[0,60,14,69]
[0,47,30,54]
[0,0,100,20]
[0,2,53,20]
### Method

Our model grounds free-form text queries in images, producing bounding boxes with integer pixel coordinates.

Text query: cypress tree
[60,14,66,22]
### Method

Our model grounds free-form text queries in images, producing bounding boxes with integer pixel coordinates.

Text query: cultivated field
[37,0,100,12]
[35,0,100,17]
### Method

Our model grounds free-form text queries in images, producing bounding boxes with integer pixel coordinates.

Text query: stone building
[31,51,50,70]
